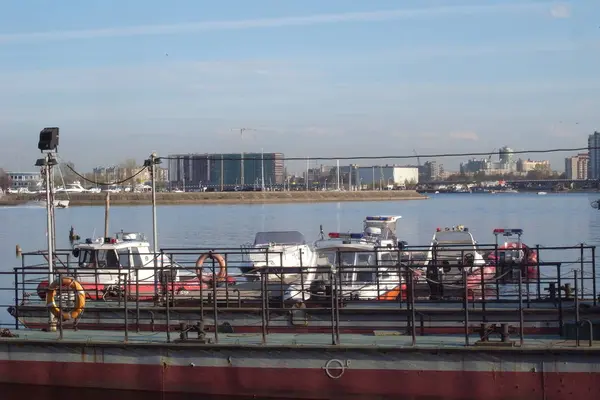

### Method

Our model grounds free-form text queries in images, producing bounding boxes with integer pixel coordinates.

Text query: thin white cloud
[450,131,479,141]
[0,2,554,44]
[550,3,572,19]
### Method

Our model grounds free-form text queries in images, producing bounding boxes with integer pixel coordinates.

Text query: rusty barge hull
[1,332,600,400]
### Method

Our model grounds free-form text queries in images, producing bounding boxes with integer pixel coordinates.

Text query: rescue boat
[420,225,495,299]
[490,228,538,281]
[282,216,409,303]
[35,231,235,302]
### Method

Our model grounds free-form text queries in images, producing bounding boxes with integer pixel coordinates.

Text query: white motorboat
[282,216,407,302]
[240,230,318,281]
[35,231,218,302]
[55,181,88,193]
[419,225,494,298]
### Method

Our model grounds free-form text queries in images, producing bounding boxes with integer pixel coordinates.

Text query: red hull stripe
[0,359,599,400]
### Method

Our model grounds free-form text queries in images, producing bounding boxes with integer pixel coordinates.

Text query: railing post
[211,251,218,344]
[575,269,580,347]
[463,269,469,346]
[58,272,63,340]
[330,268,337,345]
[557,263,563,333]
[518,271,524,347]
[410,270,416,346]
[13,268,19,330]
[135,260,140,333]
[580,244,585,299]
[535,245,541,300]
[592,246,597,306]
[124,274,129,343]
[260,267,267,344]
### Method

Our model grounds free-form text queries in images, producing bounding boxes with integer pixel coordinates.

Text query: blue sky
[0,0,598,173]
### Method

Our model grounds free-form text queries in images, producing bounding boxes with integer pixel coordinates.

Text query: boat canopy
[433,230,475,245]
[253,231,307,246]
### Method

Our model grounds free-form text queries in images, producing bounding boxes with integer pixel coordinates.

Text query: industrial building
[338,165,419,189]
[167,152,284,189]
[565,153,588,180]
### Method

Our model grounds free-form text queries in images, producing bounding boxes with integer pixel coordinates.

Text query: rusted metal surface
[0,335,599,400]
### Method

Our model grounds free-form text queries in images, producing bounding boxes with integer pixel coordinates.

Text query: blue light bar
[366,216,392,221]
[328,232,364,239]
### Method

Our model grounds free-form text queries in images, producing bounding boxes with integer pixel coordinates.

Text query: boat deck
[2,328,598,351]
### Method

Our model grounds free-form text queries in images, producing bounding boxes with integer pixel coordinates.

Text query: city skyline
[0,1,598,171]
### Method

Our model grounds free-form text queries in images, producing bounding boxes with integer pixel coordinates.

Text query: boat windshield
[316,250,382,283]
[78,249,121,268]
[434,231,474,244]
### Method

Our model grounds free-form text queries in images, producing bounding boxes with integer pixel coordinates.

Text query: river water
[0,192,599,399]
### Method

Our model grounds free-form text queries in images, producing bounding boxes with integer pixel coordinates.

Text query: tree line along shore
[0,190,428,206]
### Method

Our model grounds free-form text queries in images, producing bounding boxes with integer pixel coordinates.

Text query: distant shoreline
[0,190,428,206]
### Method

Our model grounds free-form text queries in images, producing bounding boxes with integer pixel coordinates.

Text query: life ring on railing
[46,277,86,321]
[195,253,227,284]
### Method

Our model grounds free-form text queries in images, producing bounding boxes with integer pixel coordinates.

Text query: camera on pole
[38,127,60,152]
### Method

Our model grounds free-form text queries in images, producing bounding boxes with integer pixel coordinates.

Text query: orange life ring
[46,277,86,321]
[195,253,227,283]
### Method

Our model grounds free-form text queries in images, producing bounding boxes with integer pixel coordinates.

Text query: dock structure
[1,243,600,399]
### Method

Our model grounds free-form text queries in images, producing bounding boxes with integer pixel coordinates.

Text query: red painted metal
[0,359,598,400]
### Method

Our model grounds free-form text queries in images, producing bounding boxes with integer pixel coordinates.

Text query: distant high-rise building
[498,146,515,172]
[565,153,589,180]
[588,132,600,180]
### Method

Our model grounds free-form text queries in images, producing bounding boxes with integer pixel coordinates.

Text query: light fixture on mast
[35,126,60,332]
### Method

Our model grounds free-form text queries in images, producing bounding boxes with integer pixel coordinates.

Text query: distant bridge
[422,179,600,186]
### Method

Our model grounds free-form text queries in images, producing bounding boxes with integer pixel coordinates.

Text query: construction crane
[231,128,256,186]
[413,149,421,167]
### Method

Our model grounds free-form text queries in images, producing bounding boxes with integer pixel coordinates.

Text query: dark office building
[167,152,284,188]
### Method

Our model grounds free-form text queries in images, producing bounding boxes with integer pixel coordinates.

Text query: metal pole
[151,153,158,255]
[518,271,524,347]
[220,154,224,191]
[45,154,56,331]
[306,157,309,191]
[372,166,375,190]
[104,192,110,238]
[261,148,265,191]
[575,269,580,347]
[337,160,340,190]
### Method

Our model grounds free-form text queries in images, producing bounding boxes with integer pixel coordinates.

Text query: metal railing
[0,243,597,346]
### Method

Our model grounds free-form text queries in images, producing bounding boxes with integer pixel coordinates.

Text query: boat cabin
[425,226,484,267]
[71,232,161,284]
[281,216,405,302]
[240,230,316,278]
